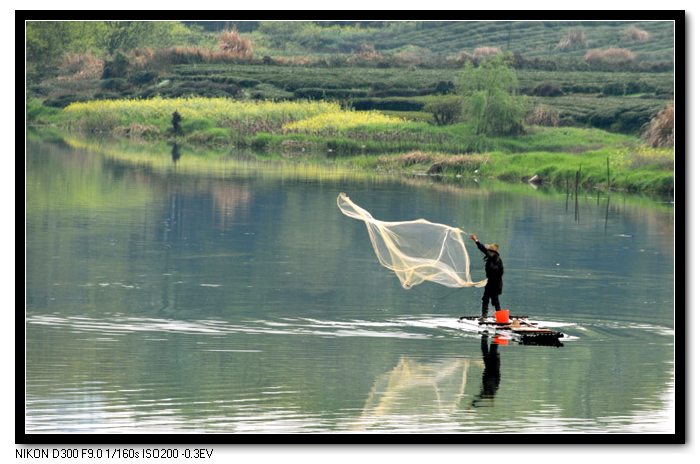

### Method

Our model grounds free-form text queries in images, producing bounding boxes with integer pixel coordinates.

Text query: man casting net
[337,193,487,289]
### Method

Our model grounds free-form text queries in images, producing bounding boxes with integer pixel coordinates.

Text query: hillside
[203,20,675,62]
[26,20,676,138]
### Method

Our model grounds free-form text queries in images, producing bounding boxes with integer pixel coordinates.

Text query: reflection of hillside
[100,157,254,231]
[350,357,479,430]
[210,184,252,230]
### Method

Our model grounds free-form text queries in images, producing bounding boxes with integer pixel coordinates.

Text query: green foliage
[25,21,208,81]
[424,97,463,125]
[460,54,527,135]
[532,82,563,97]
[350,98,425,112]
[532,94,667,134]
[103,21,204,54]
[26,22,111,78]
[26,98,61,124]
[128,70,159,85]
[102,52,131,78]
[602,82,626,96]
[100,78,129,92]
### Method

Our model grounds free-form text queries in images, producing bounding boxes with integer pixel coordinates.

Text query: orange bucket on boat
[493,335,509,346]
[495,309,510,324]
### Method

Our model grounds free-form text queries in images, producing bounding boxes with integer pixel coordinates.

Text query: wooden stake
[574,166,580,222]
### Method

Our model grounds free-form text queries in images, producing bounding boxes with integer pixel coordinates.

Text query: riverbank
[28,97,674,195]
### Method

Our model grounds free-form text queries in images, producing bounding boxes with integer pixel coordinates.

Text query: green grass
[29,61,673,136]
[51,123,674,195]
[369,146,673,194]
[36,93,675,194]
[53,96,657,156]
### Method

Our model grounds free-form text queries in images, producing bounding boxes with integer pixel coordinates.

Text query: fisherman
[469,234,504,320]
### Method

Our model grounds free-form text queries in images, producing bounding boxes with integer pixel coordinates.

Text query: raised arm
[469,234,488,255]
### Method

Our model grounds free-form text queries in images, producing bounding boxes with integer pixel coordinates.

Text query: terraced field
[246,20,675,61]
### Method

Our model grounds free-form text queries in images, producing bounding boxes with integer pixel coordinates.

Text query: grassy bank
[33,96,674,195]
[49,97,638,153]
[368,147,674,194]
[47,132,673,203]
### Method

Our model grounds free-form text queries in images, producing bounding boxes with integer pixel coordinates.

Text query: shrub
[418,154,491,175]
[130,48,155,70]
[424,97,463,126]
[435,80,456,94]
[102,52,130,79]
[556,30,587,50]
[625,81,641,95]
[449,51,473,67]
[218,28,254,59]
[354,43,381,60]
[100,78,130,92]
[58,53,104,81]
[350,98,425,112]
[393,45,432,67]
[602,82,626,96]
[525,105,560,127]
[642,103,674,148]
[622,25,650,43]
[473,46,501,62]
[532,82,563,97]
[585,48,635,65]
[134,46,255,70]
[385,151,436,167]
[129,70,159,86]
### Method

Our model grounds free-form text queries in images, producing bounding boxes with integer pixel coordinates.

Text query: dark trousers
[481,288,501,315]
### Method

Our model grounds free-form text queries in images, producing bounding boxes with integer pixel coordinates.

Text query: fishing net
[337,193,487,289]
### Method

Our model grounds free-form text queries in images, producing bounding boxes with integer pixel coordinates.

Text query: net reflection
[350,356,479,431]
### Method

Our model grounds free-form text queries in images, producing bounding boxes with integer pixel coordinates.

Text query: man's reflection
[472,334,501,407]
[171,142,181,164]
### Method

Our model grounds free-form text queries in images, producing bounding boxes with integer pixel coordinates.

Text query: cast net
[337,193,487,289]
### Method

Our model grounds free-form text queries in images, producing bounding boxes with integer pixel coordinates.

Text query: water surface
[25,139,676,434]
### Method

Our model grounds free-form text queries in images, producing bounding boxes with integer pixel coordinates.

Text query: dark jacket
[476,240,504,294]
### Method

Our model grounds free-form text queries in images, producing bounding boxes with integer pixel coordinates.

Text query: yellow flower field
[283,110,405,134]
[64,97,341,127]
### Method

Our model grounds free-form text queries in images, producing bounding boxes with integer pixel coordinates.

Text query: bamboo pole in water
[574,166,581,222]
[604,193,611,233]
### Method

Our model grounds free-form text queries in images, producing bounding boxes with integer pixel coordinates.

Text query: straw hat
[486,243,499,253]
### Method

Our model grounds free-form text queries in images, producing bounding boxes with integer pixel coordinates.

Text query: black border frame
[18,10,685,445]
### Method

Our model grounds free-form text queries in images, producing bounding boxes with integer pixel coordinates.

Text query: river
[25,139,676,435]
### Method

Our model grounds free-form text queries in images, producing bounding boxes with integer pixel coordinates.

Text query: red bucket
[495,309,510,324]
[493,335,509,346]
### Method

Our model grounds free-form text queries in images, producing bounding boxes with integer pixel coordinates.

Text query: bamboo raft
[458,315,565,346]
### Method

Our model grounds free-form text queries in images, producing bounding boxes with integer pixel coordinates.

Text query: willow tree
[460,53,526,136]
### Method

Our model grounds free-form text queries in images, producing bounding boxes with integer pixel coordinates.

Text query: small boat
[458,315,565,346]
